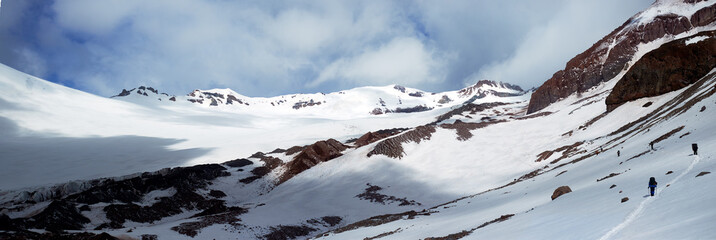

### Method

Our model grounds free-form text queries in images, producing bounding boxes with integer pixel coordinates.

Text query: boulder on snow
[696,172,711,177]
[551,186,572,200]
[621,197,629,203]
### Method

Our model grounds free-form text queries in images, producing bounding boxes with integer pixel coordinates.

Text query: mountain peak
[527,0,716,113]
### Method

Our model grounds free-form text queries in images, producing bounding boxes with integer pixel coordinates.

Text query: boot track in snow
[598,155,701,240]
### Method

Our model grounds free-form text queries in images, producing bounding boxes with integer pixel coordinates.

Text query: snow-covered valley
[1,0,715,239]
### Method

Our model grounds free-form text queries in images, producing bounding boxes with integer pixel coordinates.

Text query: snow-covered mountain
[111,80,523,117]
[0,0,715,239]
[528,0,716,113]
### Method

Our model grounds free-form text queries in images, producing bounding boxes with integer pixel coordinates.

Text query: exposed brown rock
[458,80,523,97]
[367,125,436,159]
[606,32,716,111]
[440,119,507,141]
[355,183,420,206]
[354,128,408,147]
[534,141,585,164]
[528,5,715,114]
[285,145,307,155]
[649,126,685,147]
[434,102,508,123]
[424,214,514,240]
[279,139,349,183]
[597,172,621,182]
[696,171,711,177]
[551,186,572,200]
[691,3,716,27]
[621,197,629,203]
[223,158,253,168]
[666,171,674,175]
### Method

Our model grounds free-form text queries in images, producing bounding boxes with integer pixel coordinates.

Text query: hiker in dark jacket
[692,143,698,155]
[648,177,658,196]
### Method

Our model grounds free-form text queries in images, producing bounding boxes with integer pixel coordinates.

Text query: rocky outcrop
[354,128,408,147]
[367,125,436,159]
[278,139,349,183]
[4,164,234,233]
[440,119,507,141]
[355,183,420,206]
[551,186,572,200]
[528,1,716,114]
[605,32,716,111]
[434,102,509,123]
[458,80,523,98]
[292,99,322,109]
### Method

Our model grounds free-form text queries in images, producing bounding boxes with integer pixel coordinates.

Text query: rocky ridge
[528,0,716,113]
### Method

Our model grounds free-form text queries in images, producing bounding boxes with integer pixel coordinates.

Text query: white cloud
[53,0,141,35]
[311,37,449,87]
[472,0,652,89]
[15,48,47,78]
[0,0,653,97]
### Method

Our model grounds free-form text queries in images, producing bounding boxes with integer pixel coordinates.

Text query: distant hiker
[648,177,658,197]
[617,150,620,157]
[650,142,654,150]
[692,143,698,155]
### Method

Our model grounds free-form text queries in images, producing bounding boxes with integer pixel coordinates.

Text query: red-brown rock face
[279,139,349,183]
[605,31,716,111]
[527,1,716,114]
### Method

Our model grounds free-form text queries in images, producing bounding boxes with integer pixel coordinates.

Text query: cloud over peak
[0,0,652,97]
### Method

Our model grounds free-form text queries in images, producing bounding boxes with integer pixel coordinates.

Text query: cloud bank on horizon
[0,0,652,97]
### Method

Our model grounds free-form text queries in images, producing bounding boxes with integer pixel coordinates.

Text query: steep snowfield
[314,69,716,240]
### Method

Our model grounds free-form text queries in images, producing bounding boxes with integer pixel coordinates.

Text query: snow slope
[314,70,716,240]
[0,63,521,191]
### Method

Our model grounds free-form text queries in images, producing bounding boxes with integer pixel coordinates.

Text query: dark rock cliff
[605,31,716,111]
[527,1,716,113]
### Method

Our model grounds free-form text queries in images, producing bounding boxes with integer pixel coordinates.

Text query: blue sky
[0,0,653,97]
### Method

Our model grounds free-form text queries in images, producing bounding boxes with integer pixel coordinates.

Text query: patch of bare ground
[424,214,515,240]
[223,158,253,168]
[696,172,711,177]
[440,119,507,141]
[316,210,432,237]
[171,207,247,237]
[263,225,318,240]
[306,216,342,228]
[285,145,307,156]
[354,128,409,147]
[355,183,420,206]
[597,172,621,182]
[555,170,568,177]
[569,99,605,115]
[578,112,608,131]
[363,228,402,240]
[571,90,609,106]
[533,141,585,164]
[514,111,552,120]
[367,125,436,159]
[650,126,685,146]
[279,139,349,183]
[624,150,651,163]
[679,132,691,138]
[433,102,509,123]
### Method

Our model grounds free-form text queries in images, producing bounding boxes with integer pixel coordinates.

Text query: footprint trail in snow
[598,155,701,240]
